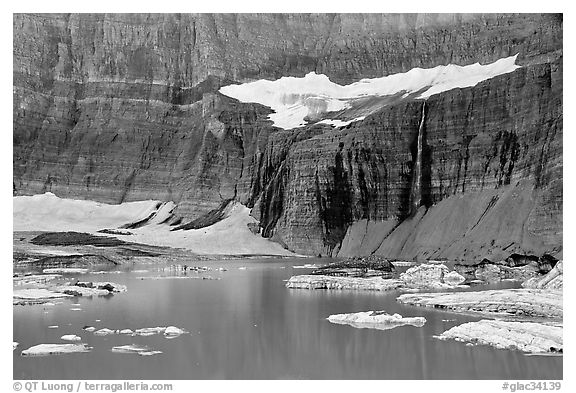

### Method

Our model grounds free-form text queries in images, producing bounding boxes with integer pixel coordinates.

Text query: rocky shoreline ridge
[287,255,563,354]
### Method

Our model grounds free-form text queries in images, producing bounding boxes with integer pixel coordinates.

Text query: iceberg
[21,343,92,356]
[328,311,426,330]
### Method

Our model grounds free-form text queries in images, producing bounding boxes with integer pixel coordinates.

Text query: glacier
[219,55,520,130]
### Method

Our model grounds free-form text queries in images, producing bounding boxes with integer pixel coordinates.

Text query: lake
[13,258,562,379]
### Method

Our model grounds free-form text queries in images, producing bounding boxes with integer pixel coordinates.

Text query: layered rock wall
[13,14,562,259]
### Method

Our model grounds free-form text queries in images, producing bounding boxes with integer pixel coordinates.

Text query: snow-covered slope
[13,193,293,256]
[13,193,164,232]
[219,55,520,130]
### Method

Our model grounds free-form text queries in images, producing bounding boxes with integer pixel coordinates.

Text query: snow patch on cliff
[13,193,292,256]
[219,55,519,130]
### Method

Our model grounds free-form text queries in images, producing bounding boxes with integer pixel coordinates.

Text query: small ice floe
[60,335,81,342]
[443,271,466,285]
[13,342,18,351]
[164,326,187,338]
[13,288,72,305]
[93,328,116,336]
[111,344,162,356]
[131,270,149,274]
[83,326,95,332]
[21,343,92,356]
[293,264,322,269]
[44,302,56,306]
[216,267,227,272]
[69,308,83,311]
[13,274,62,287]
[327,311,426,331]
[48,325,59,329]
[42,268,89,274]
[92,326,188,338]
[390,261,417,267]
[238,267,247,270]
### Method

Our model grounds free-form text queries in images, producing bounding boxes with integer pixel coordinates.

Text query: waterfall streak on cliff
[410,102,426,214]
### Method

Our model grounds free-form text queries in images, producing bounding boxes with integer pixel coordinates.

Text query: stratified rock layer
[14,14,562,259]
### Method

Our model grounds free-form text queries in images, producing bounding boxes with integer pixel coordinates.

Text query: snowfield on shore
[13,193,293,256]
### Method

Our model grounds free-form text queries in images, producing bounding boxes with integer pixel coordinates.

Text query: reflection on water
[13,258,562,379]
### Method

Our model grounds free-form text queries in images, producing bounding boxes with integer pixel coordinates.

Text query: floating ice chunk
[13,289,72,305]
[293,264,323,269]
[111,344,162,356]
[434,320,563,353]
[48,325,59,329]
[69,308,83,311]
[390,261,417,267]
[164,326,187,337]
[13,342,18,351]
[138,350,163,356]
[134,327,166,336]
[21,343,92,356]
[119,329,134,335]
[60,335,81,342]
[43,268,89,274]
[93,328,116,336]
[327,310,426,330]
[443,271,466,285]
[83,326,96,332]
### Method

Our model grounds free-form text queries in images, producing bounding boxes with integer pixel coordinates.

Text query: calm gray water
[13,258,562,379]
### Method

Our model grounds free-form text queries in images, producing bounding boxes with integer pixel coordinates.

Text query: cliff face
[13,13,563,260]
[262,61,562,259]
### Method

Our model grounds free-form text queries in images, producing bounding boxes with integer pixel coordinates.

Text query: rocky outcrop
[454,254,557,282]
[310,255,395,277]
[13,14,563,259]
[397,288,562,319]
[435,320,563,353]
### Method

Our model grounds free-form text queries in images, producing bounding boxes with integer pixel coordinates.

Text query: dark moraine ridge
[13,13,562,260]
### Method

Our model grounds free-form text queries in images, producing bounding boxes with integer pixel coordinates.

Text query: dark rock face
[30,232,128,247]
[14,14,563,259]
[311,255,394,278]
